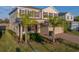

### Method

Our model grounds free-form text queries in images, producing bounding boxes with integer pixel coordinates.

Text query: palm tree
[49,16,63,42]
[19,12,38,43]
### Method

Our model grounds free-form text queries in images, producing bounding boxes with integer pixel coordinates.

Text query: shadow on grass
[0,30,5,39]
[16,47,21,52]
[30,33,54,51]
[8,30,19,41]
[40,43,53,52]
[27,40,37,52]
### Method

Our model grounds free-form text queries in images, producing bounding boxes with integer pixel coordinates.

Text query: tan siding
[49,27,64,34]
[40,25,49,36]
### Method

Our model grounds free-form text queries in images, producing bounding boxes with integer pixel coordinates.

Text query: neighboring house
[9,6,64,37]
[59,12,74,21]
[70,21,79,31]
[0,23,9,30]
[0,19,10,30]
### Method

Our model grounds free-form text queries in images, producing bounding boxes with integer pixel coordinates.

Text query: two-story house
[9,6,64,39]
[9,6,44,37]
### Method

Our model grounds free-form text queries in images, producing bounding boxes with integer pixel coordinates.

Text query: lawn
[0,30,79,52]
[68,31,79,36]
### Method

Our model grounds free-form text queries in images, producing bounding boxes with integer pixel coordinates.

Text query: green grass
[0,30,79,52]
[56,38,79,52]
[68,31,79,36]
[26,40,79,52]
[29,33,79,52]
[0,30,18,51]
[0,30,32,52]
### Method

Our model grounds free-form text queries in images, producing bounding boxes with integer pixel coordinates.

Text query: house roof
[19,6,42,10]
[58,12,68,16]
[9,6,41,15]
[59,12,74,16]
[9,8,17,15]
[9,6,58,15]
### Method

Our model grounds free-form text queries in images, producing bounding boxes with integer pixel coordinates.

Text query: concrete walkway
[56,33,79,44]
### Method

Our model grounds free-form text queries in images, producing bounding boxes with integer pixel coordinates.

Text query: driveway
[56,33,79,44]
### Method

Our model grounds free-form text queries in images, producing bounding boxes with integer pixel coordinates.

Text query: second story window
[34,12,40,17]
[67,16,69,19]
[28,11,33,17]
[54,13,58,16]
[43,12,48,18]
[49,13,53,17]
[19,9,25,16]
[25,10,28,15]
[71,16,73,19]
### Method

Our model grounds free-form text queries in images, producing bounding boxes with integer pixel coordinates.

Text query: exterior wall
[9,9,18,31]
[49,27,64,34]
[9,8,20,36]
[55,27,64,34]
[40,24,49,36]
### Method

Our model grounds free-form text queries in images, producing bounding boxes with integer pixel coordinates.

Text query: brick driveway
[56,33,79,44]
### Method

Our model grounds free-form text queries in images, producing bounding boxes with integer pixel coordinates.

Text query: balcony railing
[19,9,58,20]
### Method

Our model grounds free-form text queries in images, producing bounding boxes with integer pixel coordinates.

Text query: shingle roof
[9,8,17,15]
[9,6,42,15]
[59,12,68,16]
[19,6,42,10]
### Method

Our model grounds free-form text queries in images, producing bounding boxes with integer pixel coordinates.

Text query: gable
[42,6,59,13]
[65,12,74,16]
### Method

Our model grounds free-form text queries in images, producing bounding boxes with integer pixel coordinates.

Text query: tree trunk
[24,26,29,43]
[19,24,23,43]
[24,27,27,43]
[52,27,55,43]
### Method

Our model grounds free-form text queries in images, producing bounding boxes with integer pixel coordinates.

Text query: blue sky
[0,6,79,19]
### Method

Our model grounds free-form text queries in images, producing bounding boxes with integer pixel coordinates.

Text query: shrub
[30,33,44,43]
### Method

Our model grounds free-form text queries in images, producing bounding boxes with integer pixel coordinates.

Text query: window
[71,16,73,19]
[49,31,52,36]
[28,11,33,17]
[49,13,53,17]
[19,9,25,15]
[28,26,31,31]
[44,21,49,25]
[54,13,58,16]
[43,12,48,18]
[25,10,28,15]
[67,16,69,19]
[34,12,40,17]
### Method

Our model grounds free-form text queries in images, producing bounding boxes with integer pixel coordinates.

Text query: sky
[0,6,79,19]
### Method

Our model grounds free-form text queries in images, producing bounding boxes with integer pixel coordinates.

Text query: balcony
[43,12,49,19]
[19,10,41,19]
